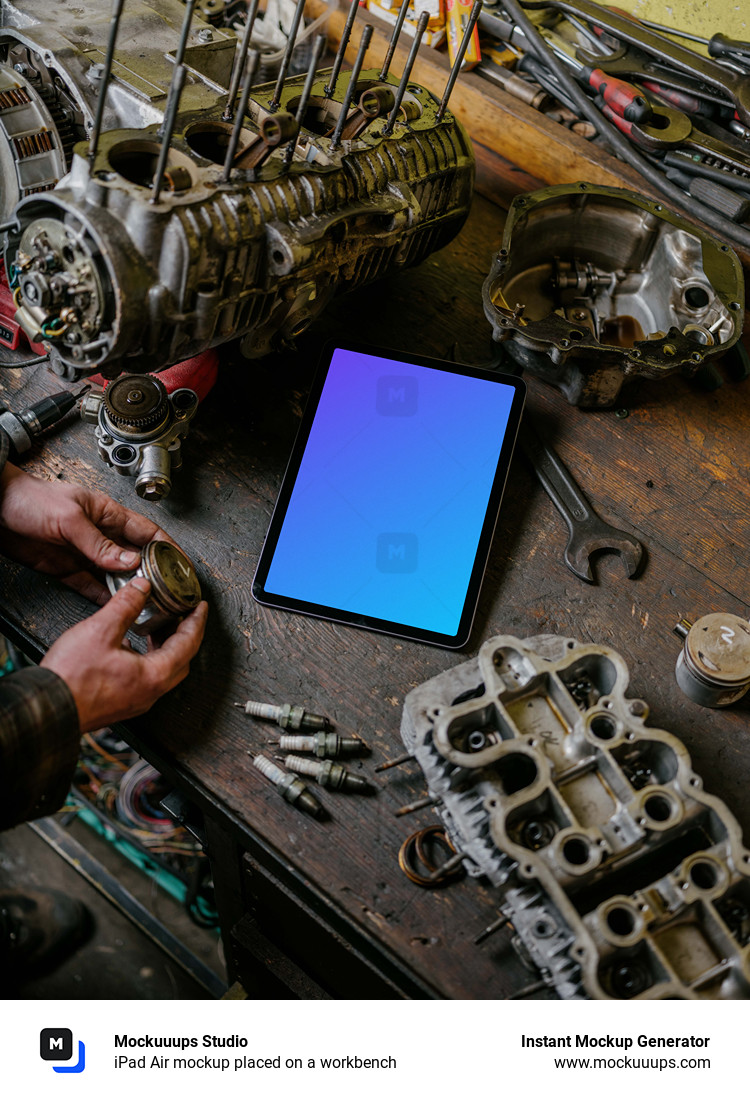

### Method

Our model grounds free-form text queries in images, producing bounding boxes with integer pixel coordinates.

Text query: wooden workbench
[1,188,750,999]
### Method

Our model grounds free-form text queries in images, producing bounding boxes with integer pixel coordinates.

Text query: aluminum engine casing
[482,184,744,407]
[0,0,474,377]
[401,633,750,999]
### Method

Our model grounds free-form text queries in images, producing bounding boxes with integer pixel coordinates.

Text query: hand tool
[615,102,750,175]
[633,18,750,66]
[476,63,550,109]
[664,166,750,223]
[663,150,750,194]
[575,34,734,111]
[578,63,651,121]
[518,0,750,123]
[0,386,85,456]
[502,0,750,250]
[640,80,716,118]
[519,420,644,583]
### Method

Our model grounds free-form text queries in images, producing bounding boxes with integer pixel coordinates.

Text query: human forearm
[0,666,80,830]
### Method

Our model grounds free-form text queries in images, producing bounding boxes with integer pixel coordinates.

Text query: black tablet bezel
[252,340,526,649]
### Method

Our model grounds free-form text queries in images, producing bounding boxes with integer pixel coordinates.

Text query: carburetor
[0,0,475,379]
[401,633,750,999]
[80,374,197,500]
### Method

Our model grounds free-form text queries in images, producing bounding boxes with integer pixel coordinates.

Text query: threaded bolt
[284,754,373,793]
[252,753,326,819]
[277,732,364,758]
[235,700,330,731]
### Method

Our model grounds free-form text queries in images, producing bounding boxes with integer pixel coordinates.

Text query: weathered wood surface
[1,192,750,998]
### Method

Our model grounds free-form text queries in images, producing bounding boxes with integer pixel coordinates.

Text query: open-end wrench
[520,420,644,583]
[519,0,750,124]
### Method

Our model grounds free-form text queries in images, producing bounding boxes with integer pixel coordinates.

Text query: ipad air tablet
[252,342,526,648]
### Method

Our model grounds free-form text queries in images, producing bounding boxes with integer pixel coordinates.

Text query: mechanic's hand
[0,464,168,604]
[41,576,208,731]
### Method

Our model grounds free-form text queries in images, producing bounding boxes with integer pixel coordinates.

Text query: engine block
[401,633,750,999]
[0,0,474,377]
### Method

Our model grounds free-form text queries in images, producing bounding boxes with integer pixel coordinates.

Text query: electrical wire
[73,731,217,926]
[0,353,50,369]
[502,0,750,250]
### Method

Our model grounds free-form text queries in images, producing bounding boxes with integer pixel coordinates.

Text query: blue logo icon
[40,1029,86,1073]
[376,375,418,416]
[377,533,418,573]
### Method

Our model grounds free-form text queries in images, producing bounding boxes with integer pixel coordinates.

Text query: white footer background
[5,998,742,1098]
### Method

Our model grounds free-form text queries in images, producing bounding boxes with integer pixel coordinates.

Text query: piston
[674,612,750,707]
[106,539,202,635]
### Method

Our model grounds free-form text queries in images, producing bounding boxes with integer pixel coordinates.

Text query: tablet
[252,342,526,648]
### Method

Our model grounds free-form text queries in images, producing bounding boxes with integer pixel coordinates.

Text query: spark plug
[283,754,373,794]
[276,732,365,758]
[252,754,325,820]
[235,699,330,731]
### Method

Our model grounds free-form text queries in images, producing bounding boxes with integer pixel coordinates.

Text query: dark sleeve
[0,666,80,830]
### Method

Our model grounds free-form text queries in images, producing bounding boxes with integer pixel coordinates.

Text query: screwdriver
[479,9,651,123]
[633,19,750,63]
[0,387,87,456]
[578,64,652,122]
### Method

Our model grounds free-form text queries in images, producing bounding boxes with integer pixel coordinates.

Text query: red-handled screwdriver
[579,65,652,123]
[640,80,715,118]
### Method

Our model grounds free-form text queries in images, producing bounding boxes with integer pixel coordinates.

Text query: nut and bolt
[276,732,366,758]
[252,754,325,819]
[234,700,331,731]
[283,754,373,793]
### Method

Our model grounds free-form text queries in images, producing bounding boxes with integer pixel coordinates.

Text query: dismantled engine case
[0,0,474,377]
[401,633,750,999]
[482,184,744,407]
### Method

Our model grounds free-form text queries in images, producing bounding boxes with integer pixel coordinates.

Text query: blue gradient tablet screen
[256,346,523,645]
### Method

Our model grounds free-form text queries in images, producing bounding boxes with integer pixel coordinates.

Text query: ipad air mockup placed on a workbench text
[252,342,526,649]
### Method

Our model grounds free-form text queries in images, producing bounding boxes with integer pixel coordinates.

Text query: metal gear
[103,375,169,433]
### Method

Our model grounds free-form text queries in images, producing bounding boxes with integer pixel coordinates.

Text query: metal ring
[398,826,461,888]
[415,823,455,870]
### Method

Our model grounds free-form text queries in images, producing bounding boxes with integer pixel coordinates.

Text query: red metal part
[0,260,46,355]
[91,349,220,402]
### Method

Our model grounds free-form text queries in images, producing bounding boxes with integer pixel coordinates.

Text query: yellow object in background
[616,0,747,46]
[367,0,447,49]
[482,42,519,68]
[446,0,482,68]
